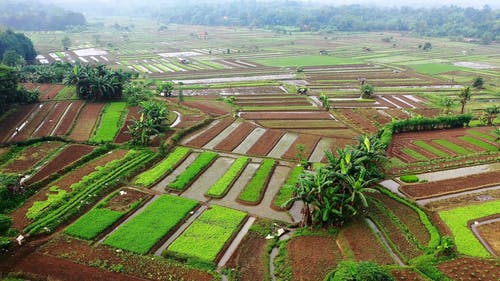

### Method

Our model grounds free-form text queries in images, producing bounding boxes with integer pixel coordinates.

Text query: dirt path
[364,218,405,266]
[204,122,241,149]
[217,216,256,269]
[151,152,199,192]
[470,217,500,257]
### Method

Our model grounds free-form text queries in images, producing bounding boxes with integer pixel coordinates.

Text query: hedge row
[167,151,218,191]
[134,147,191,187]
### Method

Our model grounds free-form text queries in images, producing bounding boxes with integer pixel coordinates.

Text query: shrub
[205,157,249,198]
[325,261,394,281]
[167,151,218,190]
[238,159,275,203]
[134,147,191,187]
[400,175,419,183]
[0,236,11,252]
[0,214,12,235]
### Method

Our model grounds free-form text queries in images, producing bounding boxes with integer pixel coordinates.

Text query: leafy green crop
[167,151,218,190]
[91,102,127,142]
[135,147,191,187]
[65,208,123,240]
[166,205,246,265]
[433,139,472,155]
[467,129,497,142]
[238,159,275,203]
[104,195,197,254]
[26,186,67,219]
[459,136,498,152]
[274,166,303,209]
[401,148,428,161]
[205,157,249,198]
[413,140,450,158]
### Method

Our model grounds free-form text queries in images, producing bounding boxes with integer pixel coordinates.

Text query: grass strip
[273,166,303,209]
[459,136,498,152]
[90,102,127,142]
[401,148,428,161]
[238,159,275,204]
[432,139,472,155]
[205,157,249,198]
[104,195,198,254]
[167,151,218,190]
[413,140,450,158]
[165,205,246,266]
[65,208,123,240]
[134,147,191,187]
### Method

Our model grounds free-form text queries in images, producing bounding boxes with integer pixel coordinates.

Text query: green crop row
[65,208,123,240]
[459,136,498,152]
[439,200,499,257]
[167,151,218,190]
[165,205,246,266]
[90,102,127,143]
[413,140,450,158]
[273,166,303,209]
[134,147,191,187]
[432,139,472,155]
[238,159,275,204]
[401,148,428,161]
[205,157,249,198]
[24,149,154,235]
[104,195,197,254]
[26,186,67,220]
[466,129,497,142]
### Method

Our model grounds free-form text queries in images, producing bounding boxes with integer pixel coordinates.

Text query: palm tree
[458,86,471,114]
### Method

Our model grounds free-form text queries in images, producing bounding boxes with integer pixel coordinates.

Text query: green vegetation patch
[439,200,500,257]
[238,159,275,204]
[55,85,77,100]
[253,55,361,67]
[410,63,465,75]
[167,151,218,190]
[65,208,123,240]
[134,147,191,187]
[274,166,303,209]
[413,140,450,158]
[432,139,472,155]
[459,136,498,152]
[91,102,127,142]
[467,129,497,142]
[399,175,419,183]
[166,205,246,265]
[401,148,428,161]
[26,186,67,220]
[104,195,198,254]
[205,157,249,198]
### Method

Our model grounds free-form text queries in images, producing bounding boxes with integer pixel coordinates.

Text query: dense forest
[156,1,499,41]
[0,30,36,64]
[0,1,86,31]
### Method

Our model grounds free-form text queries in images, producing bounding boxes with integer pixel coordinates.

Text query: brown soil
[281,134,320,160]
[114,106,141,143]
[213,122,257,151]
[226,231,267,281]
[425,189,500,211]
[25,144,95,185]
[476,220,500,256]
[247,129,285,156]
[412,108,441,118]
[340,218,395,265]
[10,149,128,231]
[175,114,206,129]
[185,118,235,147]
[181,100,231,117]
[338,108,378,133]
[437,257,500,281]
[69,103,105,141]
[385,108,409,119]
[53,101,85,136]
[241,111,332,120]
[400,170,500,199]
[391,268,427,281]
[1,141,63,174]
[237,101,312,107]
[0,104,37,142]
[104,188,150,212]
[39,235,214,281]
[32,101,70,138]
[13,102,56,142]
[287,236,342,281]
[41,84,64,101]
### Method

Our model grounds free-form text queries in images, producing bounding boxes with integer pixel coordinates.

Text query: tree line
[0,30,36,65]
[156,2,499,41]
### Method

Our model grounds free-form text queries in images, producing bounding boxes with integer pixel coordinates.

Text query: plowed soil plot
[340,218,395,265]
[39,235,214,281]
[338,108,378,133]
[185,118,235,147]
[213,122,257,151]
[287,236,341,281]
[227,232,267,281]
[175,114,206,129]
[12,102,56,142]
[31,101,70,138]
[0,104,36,142]
[104,188,150,212]
[1,141,63,174]
[241,111,332,120]
[41,84,64,100]
[400,170,500,199]
[437,257,500,281]
[236,101,312,107]
[391,269,427,281]
[412,108,441,118]
[69,102,105,141]
[25,144,95,185]
[10,150,128,231]
[282,134,320,160]
[247,130,285,156]
[115,106,141,143]
[53,100,85,136]
[182,100,231,116]
[476,220,500,256]
[385,108,409,119]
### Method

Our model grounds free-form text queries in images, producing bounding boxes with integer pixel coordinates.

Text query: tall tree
[458,86,472,114]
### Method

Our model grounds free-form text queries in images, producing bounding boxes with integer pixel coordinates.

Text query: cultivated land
[0,18,499,281]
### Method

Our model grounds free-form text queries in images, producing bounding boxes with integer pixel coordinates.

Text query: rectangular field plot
[65,208,123,240]
[165,205,246,265]
[134,147,191,187]
[90,102,127,142]
[103,195,198,254]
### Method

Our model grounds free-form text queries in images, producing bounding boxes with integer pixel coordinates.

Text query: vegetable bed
[273,166,303,209]
[134,147,191,187]
[237,159,276,204]
[90,102,127,142]
[167,151,218,191]
[65,208,123,240]
[205,157,249,198]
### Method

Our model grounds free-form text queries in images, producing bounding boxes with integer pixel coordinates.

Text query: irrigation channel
[364,218,405,266]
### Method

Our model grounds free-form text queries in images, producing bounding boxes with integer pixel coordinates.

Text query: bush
[325,261,394,281]
[0,236,11,252]
[0,214,12,235]
[400,175,419,183]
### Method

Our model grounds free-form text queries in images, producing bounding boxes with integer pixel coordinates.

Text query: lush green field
[167,151,218,190]
[91,102,127,142]
[205,157,249,198]
[273,166,303,209]
[432,139,472,154]
[413,141,450,158]
[401,148,428,161]
[253,55,362,67]
[238,159,275,204]
[460,136,498,152]
[134,147,191,187]
[104,195,198,254]
[409,63,465,75]
[166,205,246,265]
[65,208,123,240]
[439,200,500,257]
